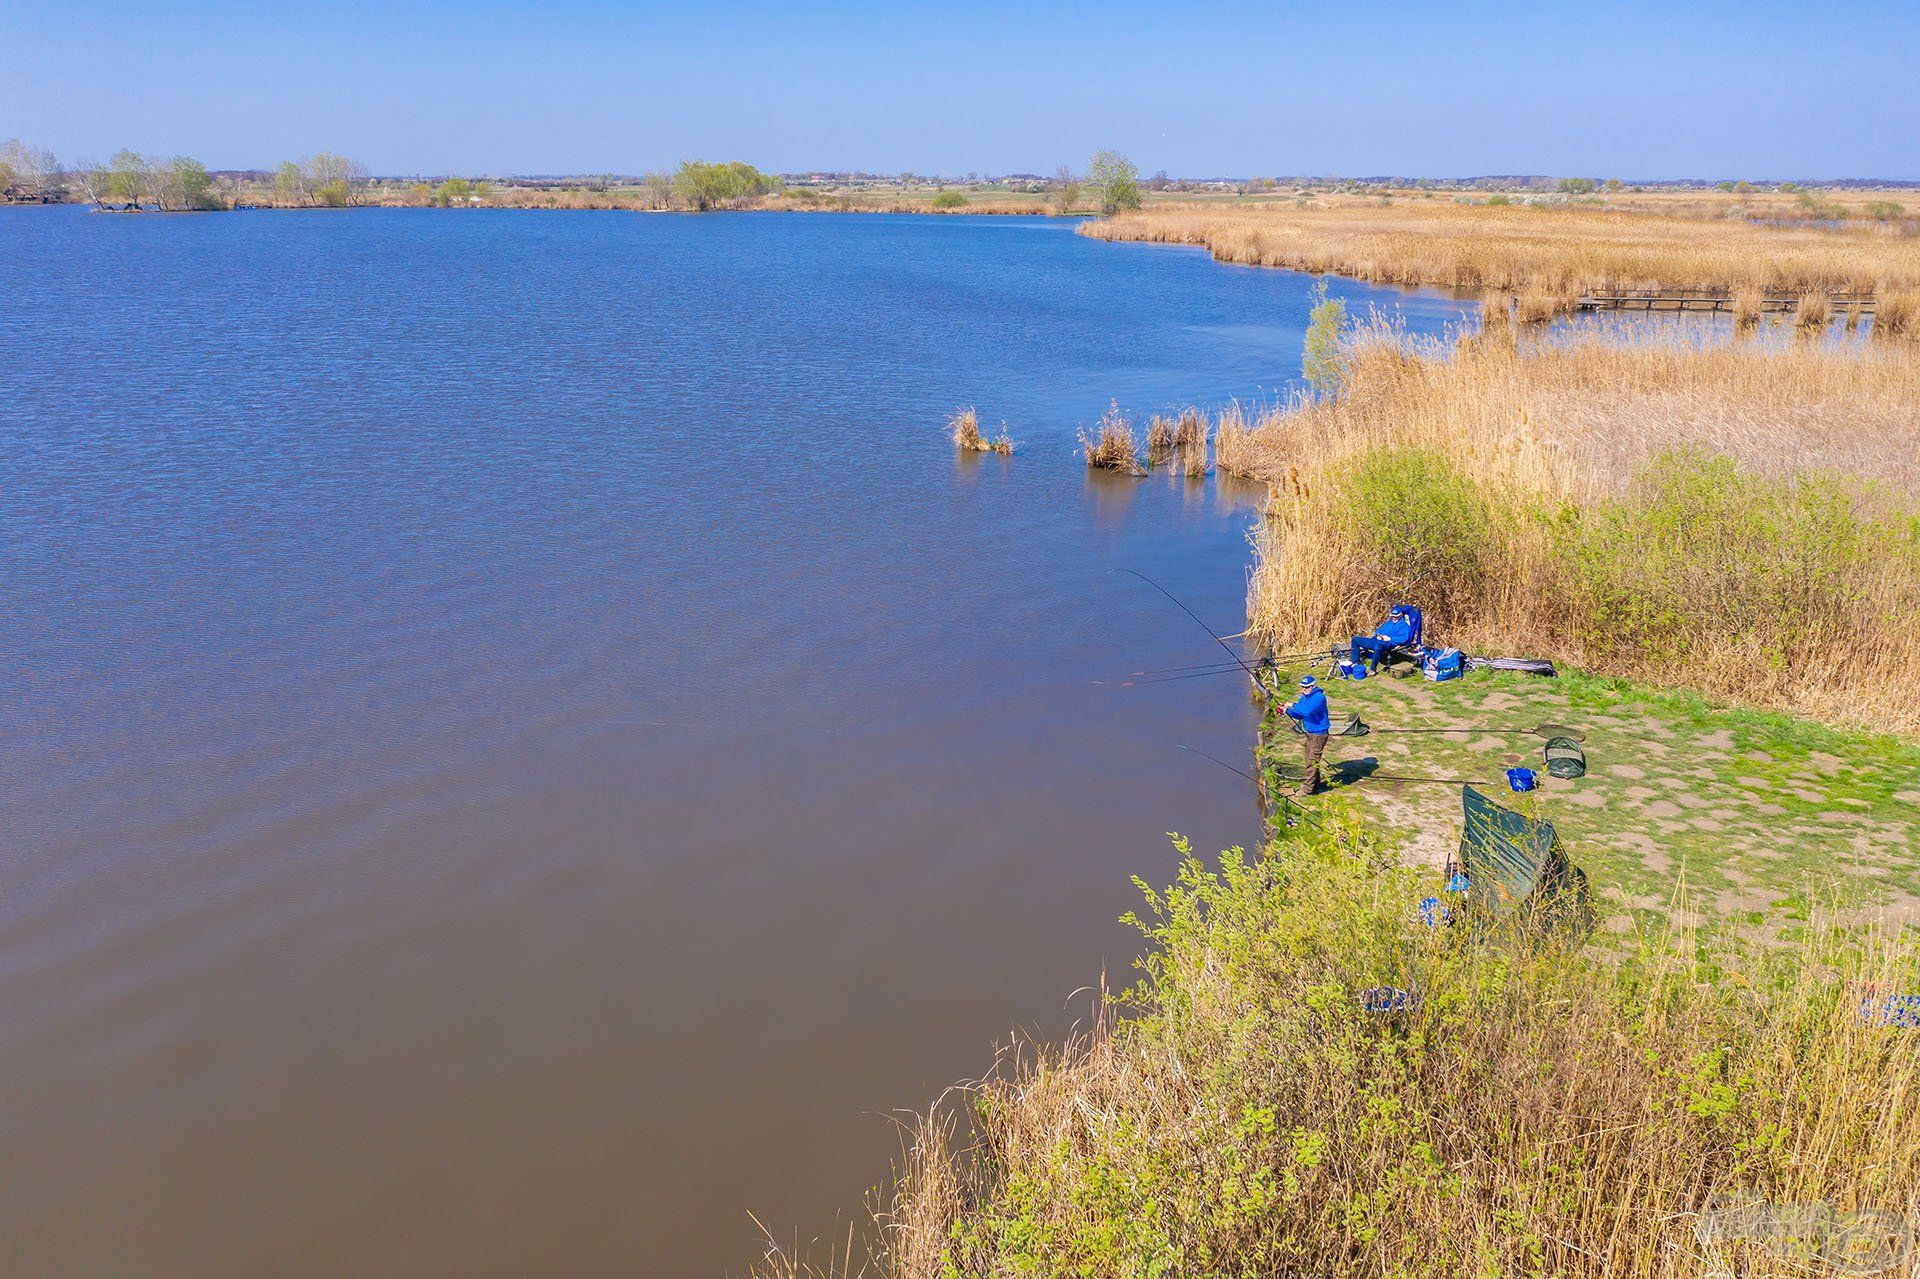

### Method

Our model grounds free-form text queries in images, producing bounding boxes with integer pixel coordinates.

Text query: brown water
[0,207,1471,1275]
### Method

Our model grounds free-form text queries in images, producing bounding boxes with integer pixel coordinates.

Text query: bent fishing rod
[1109,567,1263,689]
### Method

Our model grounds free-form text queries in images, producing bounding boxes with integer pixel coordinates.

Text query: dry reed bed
[760,832,1920,1278]
[1238,327,1920,732]
[1080,203,1920,310]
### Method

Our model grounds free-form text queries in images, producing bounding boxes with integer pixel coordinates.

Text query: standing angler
[1285,674,1332,797]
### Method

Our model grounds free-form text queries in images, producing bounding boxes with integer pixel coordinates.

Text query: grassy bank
[1255,666,1920,917]
[762,821,1920,1278]
[1079,202,1920,314]
[1237,327,1920,735]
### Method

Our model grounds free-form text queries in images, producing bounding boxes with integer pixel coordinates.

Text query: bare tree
[69,157,106,207]
[1,138,63,200]
[1052,164,1082,215]
[306,152,362,206]
[640,171,673,209]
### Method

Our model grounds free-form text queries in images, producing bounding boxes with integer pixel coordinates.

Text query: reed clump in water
[1080,402,1144,474]
[1145,414,1178,464]
[1876,287,1919,340]
[948,407,987,451]
[1175,407,1209,476]
[1079,200,1920,300]
[1514,275,1572,322]
[1239,321,1920,733]
[1212,402,1261,478]
[1731,284,1764,331]
[1795,291,1831,334]
[759,824,1920,1279]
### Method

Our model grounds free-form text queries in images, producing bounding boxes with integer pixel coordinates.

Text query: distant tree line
[68,149,222,210]
[0,138,63,201]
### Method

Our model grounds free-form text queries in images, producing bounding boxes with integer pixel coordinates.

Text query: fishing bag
[1422,647,1464,682]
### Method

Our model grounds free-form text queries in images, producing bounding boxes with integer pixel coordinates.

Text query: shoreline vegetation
[757,826,1920,1279]
[788,186,1918,1277]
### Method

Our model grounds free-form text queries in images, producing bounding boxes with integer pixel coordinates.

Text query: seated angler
[1349,603,1422,673]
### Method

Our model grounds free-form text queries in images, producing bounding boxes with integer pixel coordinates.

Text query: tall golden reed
[1081,202,1920,312]
[1240,323,1920,732]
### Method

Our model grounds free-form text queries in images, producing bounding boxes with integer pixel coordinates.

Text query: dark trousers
[1350,634,1397,669]
[1299,732,1330,796]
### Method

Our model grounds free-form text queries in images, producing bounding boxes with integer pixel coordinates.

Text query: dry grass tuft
[1079,402,1144,474]
[986,424,1014,455]
[1731,284,1764,331]
[1237,323,1920,732]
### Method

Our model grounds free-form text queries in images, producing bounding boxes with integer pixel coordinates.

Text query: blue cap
[1299,674,1316,688]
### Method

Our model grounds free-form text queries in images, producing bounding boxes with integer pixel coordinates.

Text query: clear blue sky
[4,0,1916,179]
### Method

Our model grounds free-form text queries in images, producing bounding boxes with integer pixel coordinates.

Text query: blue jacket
[1286,686,1330,735]
[1375,615,1415,646]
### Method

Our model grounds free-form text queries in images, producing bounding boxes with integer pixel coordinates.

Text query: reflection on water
[0,207,1468,1277]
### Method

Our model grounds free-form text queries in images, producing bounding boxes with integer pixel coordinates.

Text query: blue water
[0,207,1470,1276]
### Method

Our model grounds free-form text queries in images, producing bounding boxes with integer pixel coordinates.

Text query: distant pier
[1571,290,1877,314]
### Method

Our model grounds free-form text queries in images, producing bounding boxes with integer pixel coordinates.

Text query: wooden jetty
[1572,290,1876,314]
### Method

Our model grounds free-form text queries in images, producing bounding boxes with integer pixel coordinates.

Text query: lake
[0,207,1470,1276]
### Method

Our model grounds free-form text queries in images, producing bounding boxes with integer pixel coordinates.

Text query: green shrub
[1554,449,1915,668]
[930,189,969,210]
[1339,448,1493,616]
[904,820,1920,1279]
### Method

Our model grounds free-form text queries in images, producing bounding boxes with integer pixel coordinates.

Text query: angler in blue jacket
[1284,674,1332,797]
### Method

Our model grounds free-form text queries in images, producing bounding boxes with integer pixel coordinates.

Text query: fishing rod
[1097,661,1274,688]
[1110,568,1263,689]
[1369,723,1585,743]
[1125,648,1327,678]
[1178,744,1325,828]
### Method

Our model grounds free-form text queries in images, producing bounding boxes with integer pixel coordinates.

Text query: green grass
[1257,663,1920,927]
